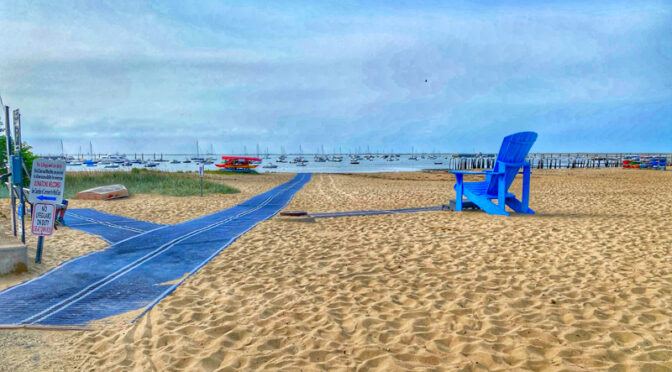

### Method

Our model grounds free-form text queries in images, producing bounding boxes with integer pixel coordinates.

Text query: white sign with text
[31,203,55,236]
[28,158,66,205]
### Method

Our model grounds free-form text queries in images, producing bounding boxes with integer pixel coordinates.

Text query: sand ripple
[2,169,671,371]
[67,169,672,371]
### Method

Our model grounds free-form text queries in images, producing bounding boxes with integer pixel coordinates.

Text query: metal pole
[2,106,8,166]
[5,106,16,236]
[14,109,25,244]
[36,236,44,264]
[199,163,204,197]
[19,185,25,244]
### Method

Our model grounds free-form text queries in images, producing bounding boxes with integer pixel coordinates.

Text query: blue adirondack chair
[449,131,537,216]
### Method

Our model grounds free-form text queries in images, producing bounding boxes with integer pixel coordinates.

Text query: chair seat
[457,181,515,199]
[463,181,489,192]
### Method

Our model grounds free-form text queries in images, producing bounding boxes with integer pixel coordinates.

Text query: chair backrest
[486,131,538,196]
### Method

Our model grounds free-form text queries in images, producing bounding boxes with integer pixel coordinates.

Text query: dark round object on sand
[280,211,308,217]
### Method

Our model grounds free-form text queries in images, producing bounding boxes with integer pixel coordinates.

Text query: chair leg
[455,174,463,212]
[463,189,509,216]
[506,197,535,214]
[522,164,531,211]
[497,172,506,214]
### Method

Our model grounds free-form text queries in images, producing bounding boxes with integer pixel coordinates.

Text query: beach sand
[0,172,292,370]
[1,169,671,371]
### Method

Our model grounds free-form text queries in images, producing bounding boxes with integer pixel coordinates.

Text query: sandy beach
[0,169,670,371]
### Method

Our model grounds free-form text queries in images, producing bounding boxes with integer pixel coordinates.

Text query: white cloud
[0,1,670,153]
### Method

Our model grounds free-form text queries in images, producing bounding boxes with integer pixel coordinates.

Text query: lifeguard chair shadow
[447,132,537,216]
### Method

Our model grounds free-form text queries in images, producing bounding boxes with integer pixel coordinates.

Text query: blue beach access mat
[0,173,310,326]
[63,209,165,243]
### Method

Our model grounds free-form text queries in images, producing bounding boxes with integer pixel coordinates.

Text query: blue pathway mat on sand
[0,173,311,326]
[63,209,165,243]
[311,205,442,218]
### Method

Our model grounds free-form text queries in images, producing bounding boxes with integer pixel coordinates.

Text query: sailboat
[293,145,307,165]
[84,141,98,166]
[276,146,287,163]
[314,145,327,162]
[69,144,83,165]
[191,140,204,161]
[408,146,418,161]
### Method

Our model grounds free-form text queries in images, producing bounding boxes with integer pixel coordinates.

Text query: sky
[0,0,670,155]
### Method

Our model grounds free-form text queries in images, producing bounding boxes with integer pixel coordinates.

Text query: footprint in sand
[564,329,593,342]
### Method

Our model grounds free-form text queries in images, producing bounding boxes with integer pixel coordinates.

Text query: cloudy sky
[0,0,670,154]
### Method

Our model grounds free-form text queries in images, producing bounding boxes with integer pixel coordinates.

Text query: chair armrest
[448,170,503,175]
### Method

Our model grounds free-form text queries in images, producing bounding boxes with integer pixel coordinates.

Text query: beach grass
[204,169,259,175]
[63,169,239,198]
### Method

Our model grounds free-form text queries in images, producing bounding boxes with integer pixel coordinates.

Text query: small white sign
[13,109,21,153]
[31,203,55,236]
[17,204,23,235]
[28,158,66,205]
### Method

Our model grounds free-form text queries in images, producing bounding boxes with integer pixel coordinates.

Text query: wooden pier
[441,153,671,170]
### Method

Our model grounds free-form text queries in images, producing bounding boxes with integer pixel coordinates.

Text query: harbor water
[62,153,668,174]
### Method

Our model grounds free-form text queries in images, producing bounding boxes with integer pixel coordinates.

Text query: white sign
[28,158,66,205]
[199,164,204,177]
[17,204,23,235]
[31,203,55,236]
[13,109,21,152]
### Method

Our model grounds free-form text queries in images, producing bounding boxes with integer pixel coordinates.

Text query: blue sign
[11,155,22,185]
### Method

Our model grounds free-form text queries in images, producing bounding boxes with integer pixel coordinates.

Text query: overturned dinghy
[75,184,129,200]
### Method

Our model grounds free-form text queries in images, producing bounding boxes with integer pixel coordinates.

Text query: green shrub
[0,136,38,186]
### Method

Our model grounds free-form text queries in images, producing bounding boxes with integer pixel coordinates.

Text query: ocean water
[65,154,457,173]
[65,153,639,173]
